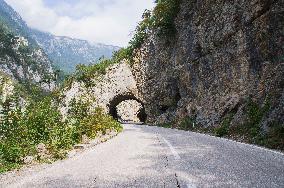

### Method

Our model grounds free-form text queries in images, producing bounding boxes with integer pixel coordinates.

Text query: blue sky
[5,0,155,46]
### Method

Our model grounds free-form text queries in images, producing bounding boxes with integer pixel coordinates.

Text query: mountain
[31,30,120,73]
[0,0,29,37]
[0,0,56,91]
[1,0,120,74]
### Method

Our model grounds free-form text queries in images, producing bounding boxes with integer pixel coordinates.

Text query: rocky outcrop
[0,47,56,91]
[0,72,26,108]
[131,0,284,128]
[0,73,17,106]
[61,62,141,118]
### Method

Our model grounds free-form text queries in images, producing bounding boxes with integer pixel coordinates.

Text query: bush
[214,113,234,137]
[159,122,172,128]
[67,58,117,87]
[264,123,284,150]
[243,98,270,141]
[67,97,122,139]
[0,142,23,163]
[117,0,182,63]
[25,98,64,144]
[47,124,77,159]
[178,116,196,130]
[0,93,122,173]
[215,122,229,137]
[0,97,65,167]
[153,0,181,36]
[80,108,122,138]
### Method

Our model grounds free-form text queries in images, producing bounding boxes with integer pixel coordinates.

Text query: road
[1,124,284,188]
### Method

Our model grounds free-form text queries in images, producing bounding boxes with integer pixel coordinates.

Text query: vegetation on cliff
[64,58,117,88]
[109,0,181,64]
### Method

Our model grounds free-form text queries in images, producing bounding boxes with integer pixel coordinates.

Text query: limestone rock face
[131,0,284,128]
[91,62,139,111]
[61,62,140,118]
[36,143,50,160]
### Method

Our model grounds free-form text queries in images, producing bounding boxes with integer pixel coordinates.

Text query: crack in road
[160,135,198,188]
[156,133,171,187]
[157,134,184,188]
[175,173,181,188]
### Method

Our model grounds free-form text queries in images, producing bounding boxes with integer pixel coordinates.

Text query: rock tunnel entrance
[108,93,147,123]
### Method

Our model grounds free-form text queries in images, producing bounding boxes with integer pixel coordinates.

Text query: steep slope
[31,30,120,73]
[130,0,283,148]
[0,0,56,91]
[0,0,36,43]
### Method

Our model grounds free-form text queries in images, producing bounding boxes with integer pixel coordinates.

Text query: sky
[5,0,155,47]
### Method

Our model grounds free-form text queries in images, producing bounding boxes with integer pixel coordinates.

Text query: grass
[159,122,172,128]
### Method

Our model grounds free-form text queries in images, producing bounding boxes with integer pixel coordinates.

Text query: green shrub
[159,122,172,128]
[118,0,182,63]
[264,123,284,150]
[0,160,21,174]
[24,98,64,144]
[80,108,122,138]
[0,142,23,163]
[47,124,76,159]
[68,98,91,120]
[0,92,122,173]
[215,113,234,137]
[215,127,229,137]
[67,98,122,140]
[70,58,116,87]
[153,0,181,36]
[178,116,196,130]
[245,98,270,140]
[215,122,229,137]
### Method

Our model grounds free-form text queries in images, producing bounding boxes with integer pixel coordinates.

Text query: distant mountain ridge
[2,0,120,74]
[31,29,120,73]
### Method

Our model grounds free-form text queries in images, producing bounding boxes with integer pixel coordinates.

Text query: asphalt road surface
[1,124,284,188]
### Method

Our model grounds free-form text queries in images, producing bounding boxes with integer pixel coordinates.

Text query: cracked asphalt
[1,124,284,188]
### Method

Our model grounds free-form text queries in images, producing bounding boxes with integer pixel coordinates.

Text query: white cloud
[5,0,155,47]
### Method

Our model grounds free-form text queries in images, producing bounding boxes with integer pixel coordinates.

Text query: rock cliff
[131,0,284,130]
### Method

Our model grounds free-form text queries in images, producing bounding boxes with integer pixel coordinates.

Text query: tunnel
[108,93,147,123]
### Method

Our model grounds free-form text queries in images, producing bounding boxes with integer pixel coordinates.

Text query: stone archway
[108,93,147,123]
[62,62,146,122]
